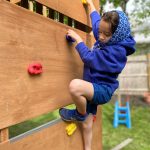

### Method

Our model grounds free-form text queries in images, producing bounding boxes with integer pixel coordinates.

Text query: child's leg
[59,79,94,121]
[80,114,94,150]
[69,79,94,115]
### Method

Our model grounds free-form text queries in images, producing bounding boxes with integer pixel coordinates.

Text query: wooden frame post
[42,6,47,17]
[147,54,150,91]
[0,128,9,143]
[29,0,34,11]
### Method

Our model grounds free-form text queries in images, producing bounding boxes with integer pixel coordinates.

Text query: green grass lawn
[102,103,150,150]
[9,103,150,150]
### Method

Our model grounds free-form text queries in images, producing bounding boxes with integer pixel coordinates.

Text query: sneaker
[59,108,88,122]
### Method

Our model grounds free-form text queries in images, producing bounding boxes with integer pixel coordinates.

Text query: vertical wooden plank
[72,19,75,28]
[117,77,122,106]
[28,0,33,11]
[0,128,9,143]
[42,6,47,17]
[147,54,150,91]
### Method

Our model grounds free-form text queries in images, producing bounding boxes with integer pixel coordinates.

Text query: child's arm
[86,0,101,41]
[66,29,126,73]
[75,42,127,73]
[86,0,96,14]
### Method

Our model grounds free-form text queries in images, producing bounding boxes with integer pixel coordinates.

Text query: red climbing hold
[93,115,96,122]
[28,63,43,75]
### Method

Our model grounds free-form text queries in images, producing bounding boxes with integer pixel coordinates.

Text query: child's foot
[59,108,88,122]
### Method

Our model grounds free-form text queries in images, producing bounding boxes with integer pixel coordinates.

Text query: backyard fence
[118,54,150,96]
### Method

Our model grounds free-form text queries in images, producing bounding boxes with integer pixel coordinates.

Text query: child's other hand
[67,29,83,44]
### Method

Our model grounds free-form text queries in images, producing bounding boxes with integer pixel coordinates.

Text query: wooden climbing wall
[0,0,102,149]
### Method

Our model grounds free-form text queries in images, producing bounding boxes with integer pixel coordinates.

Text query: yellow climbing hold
[66,123,77,136]
[82,0,87,4]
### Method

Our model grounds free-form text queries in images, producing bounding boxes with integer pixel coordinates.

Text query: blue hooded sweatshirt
[75,11,136,93]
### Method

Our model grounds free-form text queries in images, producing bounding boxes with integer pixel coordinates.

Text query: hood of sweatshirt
[109,10,130,44]
[97,10,136,56]
[108,10,136,56]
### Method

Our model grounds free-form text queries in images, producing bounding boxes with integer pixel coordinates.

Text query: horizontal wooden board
[0,0,96,129]
[0,108,102,150]
[35,0,100,27]
[10,0,20,3]
[9,0,100,27]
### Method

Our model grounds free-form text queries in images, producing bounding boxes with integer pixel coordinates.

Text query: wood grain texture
[0,0,91,129]
[0,107,102,150]
[35,0,100,27]
[9,0,100,26]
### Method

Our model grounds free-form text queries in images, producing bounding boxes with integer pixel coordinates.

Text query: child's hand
[67,29,83,44]
[86,0,96,13]
[86,0,93,5]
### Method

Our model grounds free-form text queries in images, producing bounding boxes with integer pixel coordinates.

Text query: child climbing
[59,0,136,149]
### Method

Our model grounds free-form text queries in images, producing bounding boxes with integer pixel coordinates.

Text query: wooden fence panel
[0,0,94,129]
[0,108,102,150]
[35,0,99,27]
[119,55,148,95]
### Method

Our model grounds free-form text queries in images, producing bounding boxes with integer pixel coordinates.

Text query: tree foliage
[100,0,150,36]
[100,0,129,14]
[130,0,150,36]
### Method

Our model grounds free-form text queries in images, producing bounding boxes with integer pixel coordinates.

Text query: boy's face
[99,19,112,43]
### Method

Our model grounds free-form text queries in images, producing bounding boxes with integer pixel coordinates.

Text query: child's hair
[102,11,119,34]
